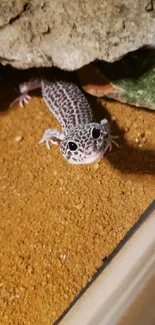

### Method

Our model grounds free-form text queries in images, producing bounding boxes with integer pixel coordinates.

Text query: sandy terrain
[0,69,155,325]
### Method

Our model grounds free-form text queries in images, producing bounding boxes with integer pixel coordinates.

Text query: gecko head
[60,119,112,165]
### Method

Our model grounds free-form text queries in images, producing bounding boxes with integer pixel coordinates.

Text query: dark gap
[1,46,155,91]
[93,46,155,80]
[9,3,29,24]
[10,14,20,24]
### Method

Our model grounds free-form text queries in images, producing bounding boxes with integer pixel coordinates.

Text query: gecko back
[40,68,94,133]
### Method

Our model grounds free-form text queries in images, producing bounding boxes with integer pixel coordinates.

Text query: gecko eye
[92,128,101,139]
[68,142,78,151]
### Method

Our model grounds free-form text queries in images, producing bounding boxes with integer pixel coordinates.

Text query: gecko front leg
[10,79,41,108]
[39,129,65,149]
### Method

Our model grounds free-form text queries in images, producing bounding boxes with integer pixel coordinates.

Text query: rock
[107,65,155,110]
[0,0,155,70]
[77,50,155,110]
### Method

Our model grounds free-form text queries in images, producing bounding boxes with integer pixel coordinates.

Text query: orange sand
[0,71,155,325]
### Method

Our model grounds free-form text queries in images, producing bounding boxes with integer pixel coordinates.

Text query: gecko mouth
[82,140,112,164]
[69,147,108,165]
[82,149,106,164]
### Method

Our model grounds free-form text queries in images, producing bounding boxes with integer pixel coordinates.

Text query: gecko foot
[108,135,119,152]
[39,129,65,150]
[10,79,41,108]
[10,93,31,108]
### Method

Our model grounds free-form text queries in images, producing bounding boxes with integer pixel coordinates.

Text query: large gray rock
[0,0,155,70]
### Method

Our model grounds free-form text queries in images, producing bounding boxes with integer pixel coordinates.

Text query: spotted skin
[41,76,94,133]
[11,69,118,165]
